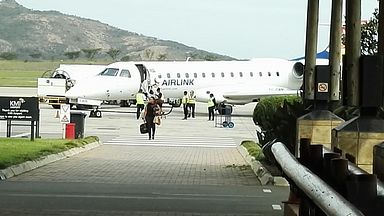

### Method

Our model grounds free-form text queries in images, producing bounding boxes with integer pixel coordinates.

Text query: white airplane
[65,59,307,116]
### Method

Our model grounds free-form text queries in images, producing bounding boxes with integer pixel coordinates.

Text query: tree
[144,49,154,60]
[82,48,101,60]
[64,51,81,60]
[29,52,42,59]
[342,8,378,55]
[121,55,130,61]
[203,54,218,61]
[0,52,17,60]
[361,8,378,55]
[106,48,121,60]
[157,53,167,61]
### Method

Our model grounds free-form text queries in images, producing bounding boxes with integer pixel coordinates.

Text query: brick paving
[9,145,259,186]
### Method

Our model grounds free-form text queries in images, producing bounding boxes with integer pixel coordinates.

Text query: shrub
[253,96,307,153]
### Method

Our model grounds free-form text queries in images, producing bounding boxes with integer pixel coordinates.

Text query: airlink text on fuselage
[161,79,195,86]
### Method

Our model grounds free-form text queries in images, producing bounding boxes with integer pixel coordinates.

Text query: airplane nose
[65,87,81,99]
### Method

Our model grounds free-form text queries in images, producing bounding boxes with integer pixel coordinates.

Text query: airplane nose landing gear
[90,109,102,118]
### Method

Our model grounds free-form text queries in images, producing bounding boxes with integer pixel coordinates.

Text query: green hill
[0,0,234,61]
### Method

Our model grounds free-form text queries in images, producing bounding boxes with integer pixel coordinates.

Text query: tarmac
[0,87,288,215]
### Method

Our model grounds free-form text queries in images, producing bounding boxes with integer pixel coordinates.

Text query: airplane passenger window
[230,72,234,77]
[99,68,119,76]
[211,73,215,78]
[250,72,254,77]
[276,72,280,76]
[158,74,162,79]
[177,73,181,78]
[259,72,263,77]
[120,69,131,78]
[167,73,171,78]
[202,73,206,78]
[194,73,197,78]
[221,72,225,78]
[239,72,243,77]
[185,73,189,78]
[268,72,271,76]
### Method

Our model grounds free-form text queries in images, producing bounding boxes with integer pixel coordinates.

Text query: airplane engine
[287,62,304,90]
[292,62,304,78]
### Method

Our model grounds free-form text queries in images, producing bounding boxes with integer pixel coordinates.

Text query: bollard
[299,138,311,166]
[346,174,378,215]
[323,152,341,182]
[309,145,323,175]
[330,158,349,196]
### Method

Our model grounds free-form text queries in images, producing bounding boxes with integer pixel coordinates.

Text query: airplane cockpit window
[177,73,181,78]
[99,68,119,76]
[250,72,254,77]
[194,73,197,78]
[120,69,131,78]
[239,72,243,77]
[202,73,206,78]
[276,72,280,76]
[211,72,215,78]
[167,73,171,78]
[268,72,271,76]
[259,72,263,77]
[230,72,234,77]
[185,73,189,78]
[221,72,225,78]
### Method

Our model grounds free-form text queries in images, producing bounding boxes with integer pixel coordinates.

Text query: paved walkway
[0,102,288,215]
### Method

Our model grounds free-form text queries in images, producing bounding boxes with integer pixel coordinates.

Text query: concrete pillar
[345,0,361,106]
[329,0,343,101]
[304,0,319,101]
[379,0,384,55]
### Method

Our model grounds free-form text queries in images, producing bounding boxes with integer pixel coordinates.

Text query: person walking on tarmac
[143,96,160,140]
[182,91,188,120]
[207,93,217,121]
[187,90,196,118]
[136,89,146,119]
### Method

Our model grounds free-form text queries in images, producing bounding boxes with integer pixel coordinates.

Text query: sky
[15,0,379,59]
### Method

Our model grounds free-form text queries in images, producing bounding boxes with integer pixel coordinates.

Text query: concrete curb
[0,140,102,180]
[237,145,289,186]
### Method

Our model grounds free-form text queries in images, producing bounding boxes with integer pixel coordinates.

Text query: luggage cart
[214,105,234,128]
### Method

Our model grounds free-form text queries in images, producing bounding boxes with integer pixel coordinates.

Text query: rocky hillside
[0,0,234,61]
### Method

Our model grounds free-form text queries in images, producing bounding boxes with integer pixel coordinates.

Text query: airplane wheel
[228,122,234,128]
[96,110,102,118]
[222,121,228,128]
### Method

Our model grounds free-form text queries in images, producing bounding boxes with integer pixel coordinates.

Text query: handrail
[271,142,364,216]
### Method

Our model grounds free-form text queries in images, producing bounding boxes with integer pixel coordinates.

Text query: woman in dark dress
[143,97,160,140]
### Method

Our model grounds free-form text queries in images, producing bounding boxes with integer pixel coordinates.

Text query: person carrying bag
[142,96,160,140]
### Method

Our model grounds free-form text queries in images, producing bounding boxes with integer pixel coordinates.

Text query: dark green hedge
[253,96,307,153]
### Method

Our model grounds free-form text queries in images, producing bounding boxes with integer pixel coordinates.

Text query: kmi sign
[0,97,39,121]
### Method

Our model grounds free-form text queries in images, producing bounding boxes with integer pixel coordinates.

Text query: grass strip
[0,136,99,169]
[241,140,265,161]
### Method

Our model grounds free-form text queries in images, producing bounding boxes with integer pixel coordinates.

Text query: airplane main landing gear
[90,109,102,118]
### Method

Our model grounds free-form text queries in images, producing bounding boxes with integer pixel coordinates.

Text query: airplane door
[135,64,150,93]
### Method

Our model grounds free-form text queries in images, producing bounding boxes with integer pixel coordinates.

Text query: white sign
[60,104,71,124]
[317,82,329,93]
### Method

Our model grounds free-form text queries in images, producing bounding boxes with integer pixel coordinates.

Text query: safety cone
[55,110,60,118]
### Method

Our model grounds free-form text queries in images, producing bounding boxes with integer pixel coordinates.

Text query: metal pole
[271,142,364,216]
[329,0,343,101]
[379,0,384,55]
[345,0,361,106]
[304,0,319,101]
